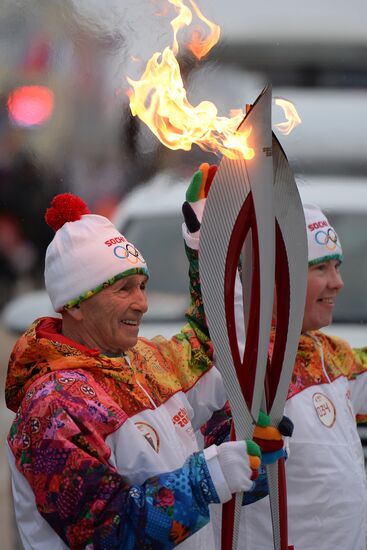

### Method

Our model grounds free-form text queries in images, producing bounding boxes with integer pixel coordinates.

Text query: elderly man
[187,168,367,550]
[5,191,286,549]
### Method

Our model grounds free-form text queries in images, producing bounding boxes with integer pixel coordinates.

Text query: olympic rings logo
[113,243,146,264]
[314,228,339,251]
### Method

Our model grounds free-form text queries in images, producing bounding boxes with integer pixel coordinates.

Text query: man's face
[77,274,148,354]
[302,259,344,333]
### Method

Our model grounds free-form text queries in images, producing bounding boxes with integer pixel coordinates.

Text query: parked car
[1,170,366,347]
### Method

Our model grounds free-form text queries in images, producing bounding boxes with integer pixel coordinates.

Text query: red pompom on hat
[45,193,90,232]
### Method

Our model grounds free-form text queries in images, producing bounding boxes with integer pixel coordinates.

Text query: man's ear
[63,305,83,321]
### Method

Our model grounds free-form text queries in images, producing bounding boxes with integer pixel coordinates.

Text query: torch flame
[274,98,301,135]
[186,0,221,60]
[169,0,193,56]
[127,0,254,160]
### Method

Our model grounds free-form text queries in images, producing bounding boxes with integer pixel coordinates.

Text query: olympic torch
[199,85,308,550]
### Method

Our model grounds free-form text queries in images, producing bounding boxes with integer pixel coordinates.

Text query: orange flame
[186,0,221,60]
[127,0,254,160]
[274,98,301,135]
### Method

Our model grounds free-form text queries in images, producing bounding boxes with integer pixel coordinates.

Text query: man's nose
[132,288,148,313]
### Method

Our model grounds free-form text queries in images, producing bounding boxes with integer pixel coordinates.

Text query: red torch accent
[222,201,293,550]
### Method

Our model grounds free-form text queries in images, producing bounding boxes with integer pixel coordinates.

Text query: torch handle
[278,457,288,550]
[221,496,236,549]
[278,457,295,550]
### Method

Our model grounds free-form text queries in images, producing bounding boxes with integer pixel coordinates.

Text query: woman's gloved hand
[216,411,293,498]
[253,411,293,465]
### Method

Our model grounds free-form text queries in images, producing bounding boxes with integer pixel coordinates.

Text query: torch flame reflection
[127,0,254,160]
[274,98,302,135]
[186,0,221,60]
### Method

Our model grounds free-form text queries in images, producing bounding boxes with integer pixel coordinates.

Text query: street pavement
[1,325,21,550]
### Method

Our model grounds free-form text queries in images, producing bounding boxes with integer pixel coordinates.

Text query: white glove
[203,441,258,502]
[217,441,254,494]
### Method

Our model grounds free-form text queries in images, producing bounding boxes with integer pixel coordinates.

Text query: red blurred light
[7,85,54,127]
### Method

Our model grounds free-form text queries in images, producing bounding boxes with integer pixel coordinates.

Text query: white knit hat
[303,203,343,265]
[44,193,148,312]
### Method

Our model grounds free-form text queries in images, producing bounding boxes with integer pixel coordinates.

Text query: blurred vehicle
[1,171,366,347]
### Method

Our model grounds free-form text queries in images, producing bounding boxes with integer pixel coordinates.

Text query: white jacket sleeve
[349,368,367,416]
[186,366,228,431]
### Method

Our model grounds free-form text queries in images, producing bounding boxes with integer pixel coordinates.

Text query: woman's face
[302,259,344,333]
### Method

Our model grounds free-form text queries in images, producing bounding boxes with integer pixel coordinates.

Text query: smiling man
[62,273,149,353]
[5,191,289,550]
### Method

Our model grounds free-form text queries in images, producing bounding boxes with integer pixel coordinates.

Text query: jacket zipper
[308,333,332,384]
[125,355,157,408]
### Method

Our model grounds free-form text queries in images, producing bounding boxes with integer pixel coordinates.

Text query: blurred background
[0,0,366,547]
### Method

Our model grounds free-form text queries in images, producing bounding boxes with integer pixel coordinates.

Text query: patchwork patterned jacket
[5,247,229,550]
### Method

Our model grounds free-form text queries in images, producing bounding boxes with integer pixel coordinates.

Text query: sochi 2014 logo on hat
[313,227,341,253]
[105,236,146,265]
